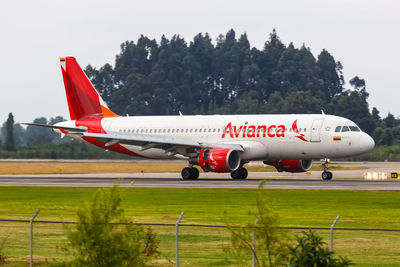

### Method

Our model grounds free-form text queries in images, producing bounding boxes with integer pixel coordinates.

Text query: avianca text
[222,122,285,138]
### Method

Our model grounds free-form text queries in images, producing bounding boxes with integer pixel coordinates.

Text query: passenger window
[342,126,350,132]
[199,129,202,133]
[335,126,341,132]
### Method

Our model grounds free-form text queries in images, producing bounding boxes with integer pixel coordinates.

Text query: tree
[384,113,395,128]
[261,91,285,114]
[225,182,288,266]
[288,229,352,266]
[67,184,159,266]
[282,91,322,114]
[372,107,381,125]
[349,76,366,93]
[4,113,16,151]
[317,50,344,99]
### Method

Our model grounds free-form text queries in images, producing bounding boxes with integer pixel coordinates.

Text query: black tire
[191,167,199,179]
[322,171,333,180]
[181,167,193,180]
[239,167,248,179]
[181,167,199,180]
[230,169,241,179]
[231,167,248,180]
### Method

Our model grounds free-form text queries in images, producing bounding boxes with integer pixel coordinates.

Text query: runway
[0,161,400,190]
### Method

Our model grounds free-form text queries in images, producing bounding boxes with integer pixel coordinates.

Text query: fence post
[252,216,260,267]
[176,212,184,267]
[330,215,340,252]
[30,209,40,267]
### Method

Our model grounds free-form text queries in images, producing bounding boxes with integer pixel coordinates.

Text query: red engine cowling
[198,148,241,173]
[266,160,312,173]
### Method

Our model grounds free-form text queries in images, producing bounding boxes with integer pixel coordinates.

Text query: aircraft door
[310,119,324,142]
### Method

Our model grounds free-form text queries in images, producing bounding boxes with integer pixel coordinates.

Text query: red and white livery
[25,57,375,180]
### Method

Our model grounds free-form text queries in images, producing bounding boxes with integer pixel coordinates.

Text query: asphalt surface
[0,162,400,190]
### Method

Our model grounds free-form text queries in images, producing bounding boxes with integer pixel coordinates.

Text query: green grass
[1,186,400,266]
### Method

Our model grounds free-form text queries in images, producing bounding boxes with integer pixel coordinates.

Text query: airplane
[24,57,375,180]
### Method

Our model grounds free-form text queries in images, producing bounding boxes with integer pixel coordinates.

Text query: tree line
[0,113,130,159]
[86,29,398,145]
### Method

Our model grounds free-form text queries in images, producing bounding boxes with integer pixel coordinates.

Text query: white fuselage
[59,114,375,161]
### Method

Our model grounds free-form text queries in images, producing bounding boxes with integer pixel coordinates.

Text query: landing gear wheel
[231,167,248,180]
[321,158,333,180]
[322,171,333,180]
[181,167,199,180]
[191,167,199,179]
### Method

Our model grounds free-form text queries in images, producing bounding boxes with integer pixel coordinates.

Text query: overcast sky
[1,0,399,124]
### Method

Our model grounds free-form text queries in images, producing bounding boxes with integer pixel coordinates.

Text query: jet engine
[194,148,241,173]
[264,159,312,173]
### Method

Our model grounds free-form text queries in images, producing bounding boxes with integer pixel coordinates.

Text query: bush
[67,184,159,266]
[288,229,352,267]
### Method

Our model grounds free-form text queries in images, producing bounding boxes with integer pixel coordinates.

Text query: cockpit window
[342,126,350,132]
[349,126,361,132]
[335,126,341,132]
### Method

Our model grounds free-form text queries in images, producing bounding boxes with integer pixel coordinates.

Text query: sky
[0,0,399,124]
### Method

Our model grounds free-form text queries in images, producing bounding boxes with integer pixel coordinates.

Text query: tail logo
[292,120,309,142]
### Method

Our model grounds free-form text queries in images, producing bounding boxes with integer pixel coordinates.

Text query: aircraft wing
[22,123,244,157]
[82,132,244,156]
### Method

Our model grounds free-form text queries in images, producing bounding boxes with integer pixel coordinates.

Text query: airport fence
[1,216,400,266]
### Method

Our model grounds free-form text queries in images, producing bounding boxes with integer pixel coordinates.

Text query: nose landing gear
[321,158,333,180]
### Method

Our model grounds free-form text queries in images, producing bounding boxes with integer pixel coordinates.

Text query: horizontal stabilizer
[21,123,88,133]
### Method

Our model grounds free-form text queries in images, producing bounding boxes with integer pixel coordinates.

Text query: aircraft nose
[361,132,375,153]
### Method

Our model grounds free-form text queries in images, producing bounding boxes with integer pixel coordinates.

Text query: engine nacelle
[196,148,241,173]
[264,160,312,173]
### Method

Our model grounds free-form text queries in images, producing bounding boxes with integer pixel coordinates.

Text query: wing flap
[83,132,202,149]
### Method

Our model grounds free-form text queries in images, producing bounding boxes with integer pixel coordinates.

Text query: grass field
[0,186,400,266]
[0,161,365,174]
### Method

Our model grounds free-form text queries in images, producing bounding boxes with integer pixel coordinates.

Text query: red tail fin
[60,57,119,120]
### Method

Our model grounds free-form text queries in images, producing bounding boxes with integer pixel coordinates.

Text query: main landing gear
[181,166,249,180]
[181,166,199,180]
[230,167,248,180]
[321,158,333,180]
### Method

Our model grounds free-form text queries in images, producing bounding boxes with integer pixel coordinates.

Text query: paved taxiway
[0,162,399,190]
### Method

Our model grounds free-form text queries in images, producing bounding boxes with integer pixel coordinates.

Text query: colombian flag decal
[333,136,341,141]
